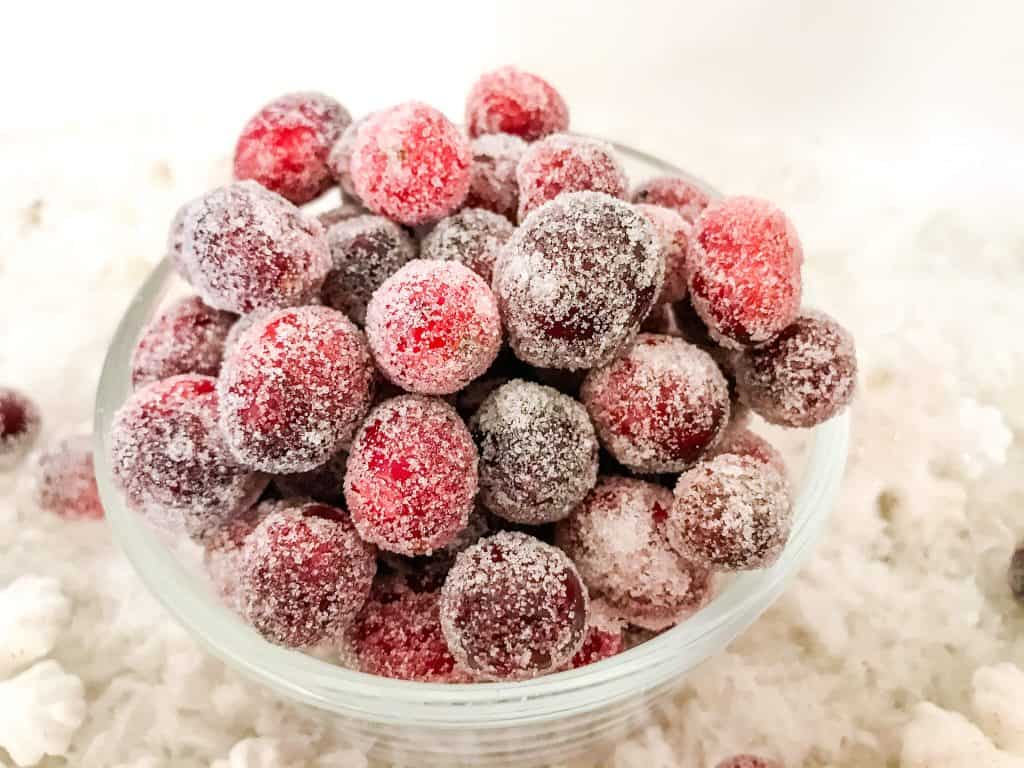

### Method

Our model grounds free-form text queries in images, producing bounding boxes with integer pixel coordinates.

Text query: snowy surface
[2,2,1023,765]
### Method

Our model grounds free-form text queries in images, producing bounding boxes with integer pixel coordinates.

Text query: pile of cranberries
[104,66,859,688]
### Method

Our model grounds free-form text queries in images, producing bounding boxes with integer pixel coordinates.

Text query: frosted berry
[167,200,195,280]
[180,181,331,314]
[316,200,368,229]
[350,102,471,226]
[516,134,628,221]
[327,114,372,201]
[709,426,787,479]
[471,379,598,525]
[0,387,41,469]
[233,92,352,205]
[493,191,663,370]
[581,334,730,473]
[130,296,236,388]
[716,757,782,768]
[349,576,465,682]
[440,531,588,680]
[669,455,792,571]
[273,449,348,504]
[218,306,375,473]
[555,477,713,631]
[570,612,625,669]
[633,176,711,224]
[365,260,502,395]
[466,66,569,142]
[322,214,417,325]
[36,436,103,520]
[735,310,857,428]
[203,501,275,614]
[636,203,690,304]
[345,396,477,556]
[687,196,803,348]
[420,208,514,286]
[1009,543,1024,604]
[465,133,526,220]
[240,503,376,647]
[111,375,267,538]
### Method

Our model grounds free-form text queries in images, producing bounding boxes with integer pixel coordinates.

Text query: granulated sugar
[0,116,1021,767]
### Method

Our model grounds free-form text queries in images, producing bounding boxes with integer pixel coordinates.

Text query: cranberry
[36,435,104,520]
[465,133,526,220]
[636,203,690,304]
[420,208,514,286]
[327,114,373,202]
[0,387,41,469]
[709,425,787,479]
[570,617,625,669]
[316,200,368,229]
[632,176,711,224]
[465,67,569,142]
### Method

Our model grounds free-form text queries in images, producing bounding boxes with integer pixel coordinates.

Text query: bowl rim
[94,140,850,723]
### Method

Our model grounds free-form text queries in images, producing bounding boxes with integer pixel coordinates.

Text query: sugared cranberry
[344,396,477,556]
[240,503,376,647]
[471,379,598,525]
[130,296,236,388]
[349,576,466,682]
[180,181,331,314]
[555,477,713,631]
[636,203,690,304]
[1009,543,1024,604]
[516,134,628,222]
[716,757,783,768]
[327,114,373,202]
[321,214,417,325]
[316,200,368,229]
[570,613,626,669]
[218,306,375,473]
[440,531,589,680]
[420,208,514,286]
[735,310,857,428]
[36,435,104,520]
[465,133,526,220]
[687,196,803,348]
[493,191,662,370]
[233,92,352,205]
[365,260,502,395]
[167,200,195,281]
[581,334,730,473]
[350,102,471,226]
[709,425,787,479]
[0,387,41,469]
[632,176,711,224]
[203,501,277,614]
[273,449,348,504]
[111,375,267,539]
[669,455,792,571]
[465,67,568,142]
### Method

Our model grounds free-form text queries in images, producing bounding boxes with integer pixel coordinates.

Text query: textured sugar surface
[321,214,417,325]
[420,207,513,285]
[0,387,41,470]
[465,132,526,220]
[494,191,663,370]
[465,66,569,142]
[709,425,788,480]
[440,531,589,680]
[633,175,712,225]
[636,203,691,304]
[582,334,730,473]
[327,114,374,201]
[3,117,1022,768]
[516,133,629,221]
[471,379,598,524]
[556,477,714,631]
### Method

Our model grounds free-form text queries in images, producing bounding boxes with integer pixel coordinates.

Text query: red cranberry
[570,616,625,669]
[632,176,711,224]
[0,387,41,469]
[465,67,569,142]
[465,133,526,220]
[327,114,373,202]
[420,208,514,286]
[709,426,787,479]
[636,203,690,304]
[36,435,104,520]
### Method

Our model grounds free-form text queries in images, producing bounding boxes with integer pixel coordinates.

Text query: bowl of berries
[93,67,855,766]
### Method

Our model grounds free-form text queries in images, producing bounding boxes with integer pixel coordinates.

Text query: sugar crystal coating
[633,175,712,224]
[350,102,471,226]
[316,200,368,229]
[1009,543,1024,604]
[322,214,417,325]
[327,114,373,202]
[582,334,730,473]
[218,306,375,473]
[0,387,41,469]
[36,435,104,520]
[471,379,598,525]
[735,310,857,428]
[636,203,691,304]
[687,196,803,348]
[440,531,589,680]
[203,501,276,614]
[130,296,236,388]
[180,181,332,314]
[365,260,502,395]
[709,425,787,479]
[555,477,714,631]
[515,134,628,221]
[420,208,514,286]
[570,611,626,669]
[272,449,348,504]
[465,133,527,220]
[465,67,569,142]
[493,191,663,370]
[233,92,352,205]
[669,455,792,571]
[716,757,783,768]
[240,503,376,647]
[344,396,477,556]
[111,375,267,538]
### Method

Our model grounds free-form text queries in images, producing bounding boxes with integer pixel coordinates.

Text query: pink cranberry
[632,176,711,224]
[420,208,514,286]
[344,395,477,556]
[465,67,569,142]
[0,387,41,469]
[465,133,526,220]
[440,531,589,680]
[36,435,104,520]
[233,92,352,205]
[570,615,626,669]
[636,203,690,304]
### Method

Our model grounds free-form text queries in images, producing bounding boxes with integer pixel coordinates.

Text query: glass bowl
[93,142,850,767]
